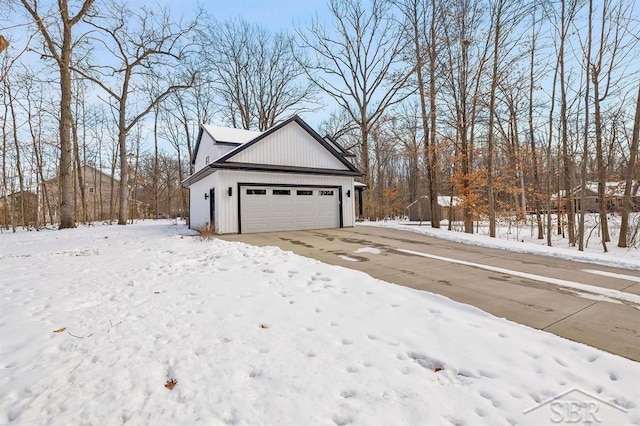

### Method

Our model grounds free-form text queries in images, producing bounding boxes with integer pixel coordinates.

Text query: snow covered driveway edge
[1,221,638,425]
[365,220,640,271]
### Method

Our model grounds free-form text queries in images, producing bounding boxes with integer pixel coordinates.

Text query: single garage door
[240,186,340,233]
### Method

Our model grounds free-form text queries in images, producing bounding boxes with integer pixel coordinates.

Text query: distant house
[551,181,640,213]
[41,165,123,223]
[407,195,463,222]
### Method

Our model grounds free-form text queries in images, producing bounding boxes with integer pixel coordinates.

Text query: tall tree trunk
[7,83,26,227]
[72,117,87,224]
[592,3,611,248]
[579,0,592,252]
[528,10,543,238]
[1,85,9,230]
[460,38,473,234]
[154,107,159,218]
[117,104,129,225]
[487,2,502,238]
[109,139,118,221]
[618,81,640,247]
[428,0,439,228]
[411,0,433,226]
[57,23,76,229]
[546,55,560,246]
[361,121,372,218]
[559,0,575,246]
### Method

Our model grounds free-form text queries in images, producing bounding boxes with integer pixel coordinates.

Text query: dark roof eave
[183,162,363,186]
[213,162,362,176]
[182,164,216,187]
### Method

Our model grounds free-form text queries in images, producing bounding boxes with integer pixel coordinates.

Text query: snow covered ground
[1,221,639,425]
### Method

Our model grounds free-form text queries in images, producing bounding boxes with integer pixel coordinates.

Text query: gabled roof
[42,164,118,184]
[184,115,363,186]
[202,124,262,144]
[191,125,263,165]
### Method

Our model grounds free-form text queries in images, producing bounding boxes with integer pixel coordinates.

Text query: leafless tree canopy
[203,17,318,131]
[297,0,415,208]
[2,0,640,252]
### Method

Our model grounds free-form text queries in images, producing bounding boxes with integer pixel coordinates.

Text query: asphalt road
[218,225,640,362]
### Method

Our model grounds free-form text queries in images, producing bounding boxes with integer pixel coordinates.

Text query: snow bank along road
[219,225,640,362]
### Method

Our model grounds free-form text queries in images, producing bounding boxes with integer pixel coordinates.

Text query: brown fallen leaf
[53,327,67,333]
[153,291,160,294]
[165,378,177,390]
[434,367,443,372]
[260,323,268,329]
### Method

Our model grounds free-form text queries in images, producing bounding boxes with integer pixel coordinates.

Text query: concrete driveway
[218,225,640,361]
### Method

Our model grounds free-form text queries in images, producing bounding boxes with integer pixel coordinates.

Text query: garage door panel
[240,185,339,234]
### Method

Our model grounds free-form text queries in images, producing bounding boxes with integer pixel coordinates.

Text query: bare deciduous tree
[440,0,491,233]
[395,0,440,227]
[618,82,640,248]
[205,17,316,131]
[19,0,95,229]
[75,2,198,224]
[298,0,414,216]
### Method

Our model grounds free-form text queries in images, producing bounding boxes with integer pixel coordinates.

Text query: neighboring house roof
[184,115,363,186]
[42,165,118,185]
[552,181,639,200]
[438,195,462,207]
[407,195,462,209]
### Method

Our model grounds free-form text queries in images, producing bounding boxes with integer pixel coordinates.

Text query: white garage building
[183,115,363,234]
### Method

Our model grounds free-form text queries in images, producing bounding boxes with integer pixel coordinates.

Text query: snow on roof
[552,181,640,199]
[201,124,262,144]
[407,195,462,208]
[354,182,367,188]
[437,195,461,207]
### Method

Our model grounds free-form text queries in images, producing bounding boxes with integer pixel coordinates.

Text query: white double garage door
[240,185,341,233]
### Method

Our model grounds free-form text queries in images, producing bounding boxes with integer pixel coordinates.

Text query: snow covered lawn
[1,221,639,425]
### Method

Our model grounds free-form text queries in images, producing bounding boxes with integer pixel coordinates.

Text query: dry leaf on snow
[53,327,66,333]
[165,378,177,390]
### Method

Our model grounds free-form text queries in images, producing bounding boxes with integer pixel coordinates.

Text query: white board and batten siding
[230,122,345,170]
[214,170,355,234]
[186,117,361,234]
[188,173,218,231]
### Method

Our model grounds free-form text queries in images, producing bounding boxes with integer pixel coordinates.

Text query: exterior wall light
[228,187,233,196]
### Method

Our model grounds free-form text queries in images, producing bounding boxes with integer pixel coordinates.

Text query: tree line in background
[1,0,640,252]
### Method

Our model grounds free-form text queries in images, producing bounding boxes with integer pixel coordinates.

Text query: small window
[319,190,334,196]
[246,189,266,195]
[297,190,313,196]
[273,189,291,195]
[88,187,95,193]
